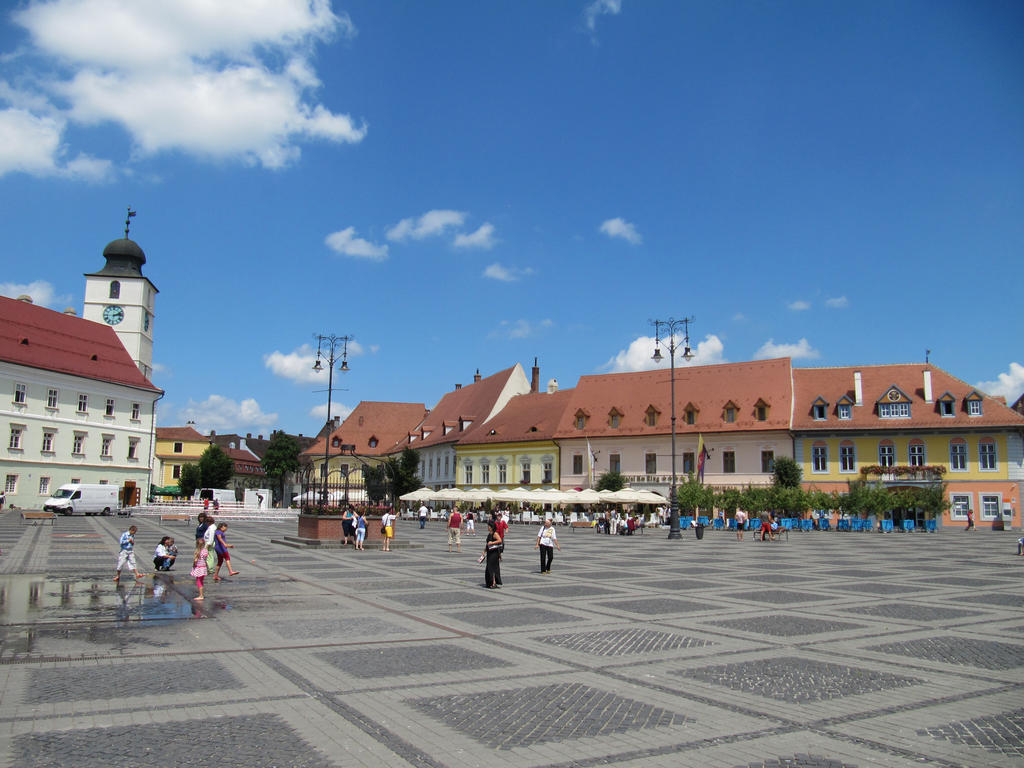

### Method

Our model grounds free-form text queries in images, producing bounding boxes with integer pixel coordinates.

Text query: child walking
[190,539,208,601]
[213,522,240,581]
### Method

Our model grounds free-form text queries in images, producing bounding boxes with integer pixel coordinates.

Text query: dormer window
[754,399,770,422]
[645,405,659,427]
[937,392,956,417]
[608,408,622,429]
[574,410,589,430]
[811,397,828,421]
[684,403,698,425]
[878,387,911,419]
[837,396,853,420]
[331,437,340,447]
[368,437,378,449]
[723,401,737,424]
[965,392,983,416]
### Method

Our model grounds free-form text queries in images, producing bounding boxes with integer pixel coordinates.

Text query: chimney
[240,438,247,452]
[455,383,462,390]
[63,307,77,316]
[531,357,540,393]
[854,371,863,406]
[246,433,252,439]
[473,368,481,383]
[923,370,933,403]
[16,295,33,303]
[258,434,263,440]
[547,378,559,394]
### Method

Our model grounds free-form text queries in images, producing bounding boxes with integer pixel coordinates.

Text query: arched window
[109,281,120,299]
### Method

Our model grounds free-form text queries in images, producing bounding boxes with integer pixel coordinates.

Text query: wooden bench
[750,526,789,542]
[569,521,596,532]
[160,514,191,524]
[21,511,56,525]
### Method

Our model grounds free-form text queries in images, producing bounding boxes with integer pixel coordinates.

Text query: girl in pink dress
[189,539,208,601]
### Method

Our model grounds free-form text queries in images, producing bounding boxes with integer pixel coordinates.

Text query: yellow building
[153,425,208,492]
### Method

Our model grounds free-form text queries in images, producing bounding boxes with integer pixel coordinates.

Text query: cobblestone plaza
[0,514,1021,768]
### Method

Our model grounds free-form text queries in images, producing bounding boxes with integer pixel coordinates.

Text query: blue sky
[2,0,1022,438]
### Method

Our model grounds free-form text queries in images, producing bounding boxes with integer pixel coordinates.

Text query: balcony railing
[860,465,945,483]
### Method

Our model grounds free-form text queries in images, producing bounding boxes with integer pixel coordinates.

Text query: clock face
[887,389,901,402]
[103,305,124,325]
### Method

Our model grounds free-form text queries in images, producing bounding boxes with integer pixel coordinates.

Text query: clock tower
[83,212,158,379]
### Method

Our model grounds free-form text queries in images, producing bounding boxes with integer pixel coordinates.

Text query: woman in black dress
[483,520,503,588]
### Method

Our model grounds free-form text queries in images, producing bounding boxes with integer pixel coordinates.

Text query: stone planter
[296,514,389,543]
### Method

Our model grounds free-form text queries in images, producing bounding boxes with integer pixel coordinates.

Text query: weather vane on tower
[124,207,137,238]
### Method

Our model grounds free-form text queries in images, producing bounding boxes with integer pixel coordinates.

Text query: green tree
[198,444,234,489]
[363,462,390,504]
[179,463,201,499]
[715,487,743,519]
[772,456,802,488]
[677,475,713,516]
[262,432,301,506]
[595,471,625,492]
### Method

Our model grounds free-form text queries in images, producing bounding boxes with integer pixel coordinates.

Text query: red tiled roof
[0,295,160,392]
[401,365,526,450]
[460,389,574,445]
[156,426,207,442]
[793,364,1024,430]
[553,358,794,438]
[301,401,427,459]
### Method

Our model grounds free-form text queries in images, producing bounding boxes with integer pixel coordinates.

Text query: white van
[193,488,237,506]
[44,484,119,516]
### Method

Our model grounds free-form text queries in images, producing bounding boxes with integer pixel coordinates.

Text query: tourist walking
[189,539,208,600]
[354,509,367,550]
[213,523,240,581]
[381,509,396,552]
[114,525,145,582]
[965,509,975,531]
[448,506,463,553]
[735,509,747,541]
[535,517,561,573]
[482,520,503,588]
[418,504,428,529]
[465,510,476,535]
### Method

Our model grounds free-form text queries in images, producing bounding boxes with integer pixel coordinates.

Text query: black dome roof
[91,237,147,278]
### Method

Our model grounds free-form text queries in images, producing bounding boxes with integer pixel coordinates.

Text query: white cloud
[324,227,388,260]
[975,362,1024,404]
[754,338,820,360]
[265,341,366,384]
[0,280,72,308]
[490,318,554,339]
[599,217,642,244]
[787,300,811,311]
[483,263,534,282]
[387,210,465,241]
[310,401,354,423]
[825,296,849,308]
[606,333,726,372]
[176,394,277,434]
[9,0,364,172]
[454,222,496,249]
[0,107,111,180]
[584,0,622,32]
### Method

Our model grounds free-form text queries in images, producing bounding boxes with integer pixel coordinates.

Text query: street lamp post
[312,333,352,509]
[651,316,694,539]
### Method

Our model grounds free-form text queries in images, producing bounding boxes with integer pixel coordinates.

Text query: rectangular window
[812,404,826,420]
[909,443,925,467]
[42,431,54,452]
[173,442,183,453]
[950,442,967,471]
[480,464,490,485]
[575,415,586,430]
[78,393,88,413]
[73,434,85,454]
[608,453,620,473]
[4,475,16,493]
[756,405,767,421]
[685,410,695,425]
[101,436,113,457]
[645,452,658,474]
[172,464,182,479]
[543,461,553,483]
[838,403,851,420]
[840,444,856,472]
[47,388,59,409]
[105,398,115,416]
[609,413,620,428]
[39,477,50,495]
[950,494,971,520]
[521,463,531,483]
[464,464,473,484]
[498,464,507,485]
[878,443,895,467]
[14,383,27,404]
[573,454,583,474]
[980,494,1000,520]
[682,452,695,474]
[645,411,657,427]
[968,400,982,416]
[9,427,23,449]
[724,407,736,423]
[879,402,910,418]
[940,400,954,417]
[761,450,774,473]
[722,451,736,473]
[128,438,139,460]
[979,442,996,471]
[131,402,141,420]
[812,445,828,473]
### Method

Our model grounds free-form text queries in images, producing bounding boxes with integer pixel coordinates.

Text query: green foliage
[179,463,201,499]
[198,444,234,490]
[772,456,802,488]
[262,432,302,505]
[770,485,808,515]
[740,485,772,515]
[595,471,625,492]
[677,475,713,514]
[714,487,743,516]
[394,447,422,499]
[363,463,389,504]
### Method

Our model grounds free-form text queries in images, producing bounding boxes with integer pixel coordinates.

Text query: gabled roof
[303,401,427,460]
[0,295,160,392]
[400,365,529,450]
[459,389,574,445]
[792,364,1024,429]
[156,426,207,443]
[553,358,793,438]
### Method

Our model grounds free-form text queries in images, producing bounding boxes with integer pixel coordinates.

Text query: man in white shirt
[418,504,428,529]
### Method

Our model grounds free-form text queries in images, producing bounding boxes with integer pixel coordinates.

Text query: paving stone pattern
[407,682,693,749]
[1,512,1022,768]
